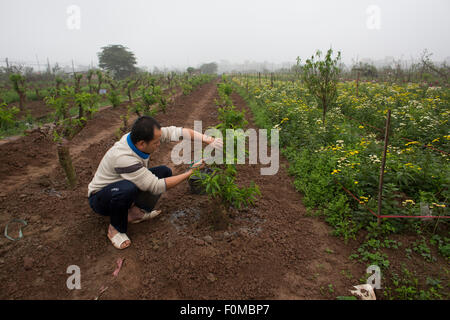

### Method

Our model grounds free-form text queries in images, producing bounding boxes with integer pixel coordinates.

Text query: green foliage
[9,73,26,94]
[9,73,26,108]
[74,92,100,120]
[191,79,261,215]
[52,117,85,142]
[107,89,121,108]
[87,69,95,93]
[411,237,436,262]
[430,235,450,260]
[216,82,233,106]
[181,74,215,95]
[45,87,99,140]
[217,105,248,130]
[134,82,168,116]
[44,87,72,121]
[0,102,19,130]
[182,83,193,95]
[196,164,261,210]
[385,265,446,300]
[231,68,450,301]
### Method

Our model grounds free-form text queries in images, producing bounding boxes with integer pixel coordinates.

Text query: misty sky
[1,0,449,70]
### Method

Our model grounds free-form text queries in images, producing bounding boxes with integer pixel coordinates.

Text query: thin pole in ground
[356,68,361,98]
[377,109,391,225]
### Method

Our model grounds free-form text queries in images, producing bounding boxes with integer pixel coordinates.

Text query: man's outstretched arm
[182,128,223,149]
[164,160,204,190]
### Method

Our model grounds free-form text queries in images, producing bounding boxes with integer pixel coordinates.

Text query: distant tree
[98,44,137,79]
[292,56,303,80]
[199,62,218,74]
[352,62,378,78]
[420,49,449,83]
[187,67,196,75]
[302,49,341,124]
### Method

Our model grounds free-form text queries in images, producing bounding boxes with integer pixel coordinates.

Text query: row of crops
[0,71,214,138]
[0,70,215,188]
[232,75,449,265]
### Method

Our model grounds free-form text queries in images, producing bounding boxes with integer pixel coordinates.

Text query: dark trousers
[88,166,172,233]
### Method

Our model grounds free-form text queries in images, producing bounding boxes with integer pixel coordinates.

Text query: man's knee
[149,165,172,178]
[163,166,172,178]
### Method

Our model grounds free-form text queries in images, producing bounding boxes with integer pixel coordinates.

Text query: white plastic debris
[350,284,376,300]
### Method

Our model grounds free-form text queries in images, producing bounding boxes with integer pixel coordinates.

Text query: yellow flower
[432,203,446,208]
[359,125,364,129]
[354,181,359,184]
[431,138,440,143]
[402,199,415,206]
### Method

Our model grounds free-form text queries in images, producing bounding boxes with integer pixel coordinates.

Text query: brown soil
[2,80,439,300]
[11,100,53,120]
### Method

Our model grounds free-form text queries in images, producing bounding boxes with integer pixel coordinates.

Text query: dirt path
[0,80,365,300]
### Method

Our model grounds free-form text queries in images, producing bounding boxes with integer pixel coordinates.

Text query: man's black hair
[130,116,161,144]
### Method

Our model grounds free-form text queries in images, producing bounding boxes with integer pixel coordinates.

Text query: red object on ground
[112,258,124,277]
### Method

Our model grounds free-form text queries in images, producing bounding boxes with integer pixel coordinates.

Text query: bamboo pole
[377,109,391,225]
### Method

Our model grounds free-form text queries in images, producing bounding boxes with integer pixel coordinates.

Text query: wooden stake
[356,70,360,97]
[377,109,391,225]
[57,139,77,189]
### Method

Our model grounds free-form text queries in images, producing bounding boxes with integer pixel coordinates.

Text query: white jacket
[88,126,183,197]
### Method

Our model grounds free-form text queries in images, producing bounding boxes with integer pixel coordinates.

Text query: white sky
[1,0,449,69]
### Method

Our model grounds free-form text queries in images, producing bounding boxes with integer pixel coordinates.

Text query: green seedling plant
[87,69,95,93]
[191,80,261,229]
[96,70,104,94]
[196,164,260,210]
[301,48,341,124]
[45,88,80,188]
[54,76,65,97]
[216,82,233,106]
[9,73,27,110]
[0,102,19,133]
[105,76,121,108]
[45,86,72,121]
[411,237,436,262]
[73,73,83,94]
[74,92,100,122]
[44,85,100,188]
[124,79,136,105]
[429,235,450,260]
[133,84,159,116]
[385,265,446,300]
[182,82,193,95]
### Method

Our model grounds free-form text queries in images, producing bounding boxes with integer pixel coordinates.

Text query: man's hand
[165,159,205,190]
[190,158,206,170]
[205,136,223,150]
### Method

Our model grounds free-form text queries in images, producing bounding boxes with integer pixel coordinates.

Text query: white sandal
[109,232,131,249]
[131,210,162,224]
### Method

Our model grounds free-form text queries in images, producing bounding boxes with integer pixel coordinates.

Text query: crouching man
[87,116,222,249]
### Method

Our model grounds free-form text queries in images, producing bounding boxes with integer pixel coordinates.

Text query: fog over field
[1,0,449,72]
